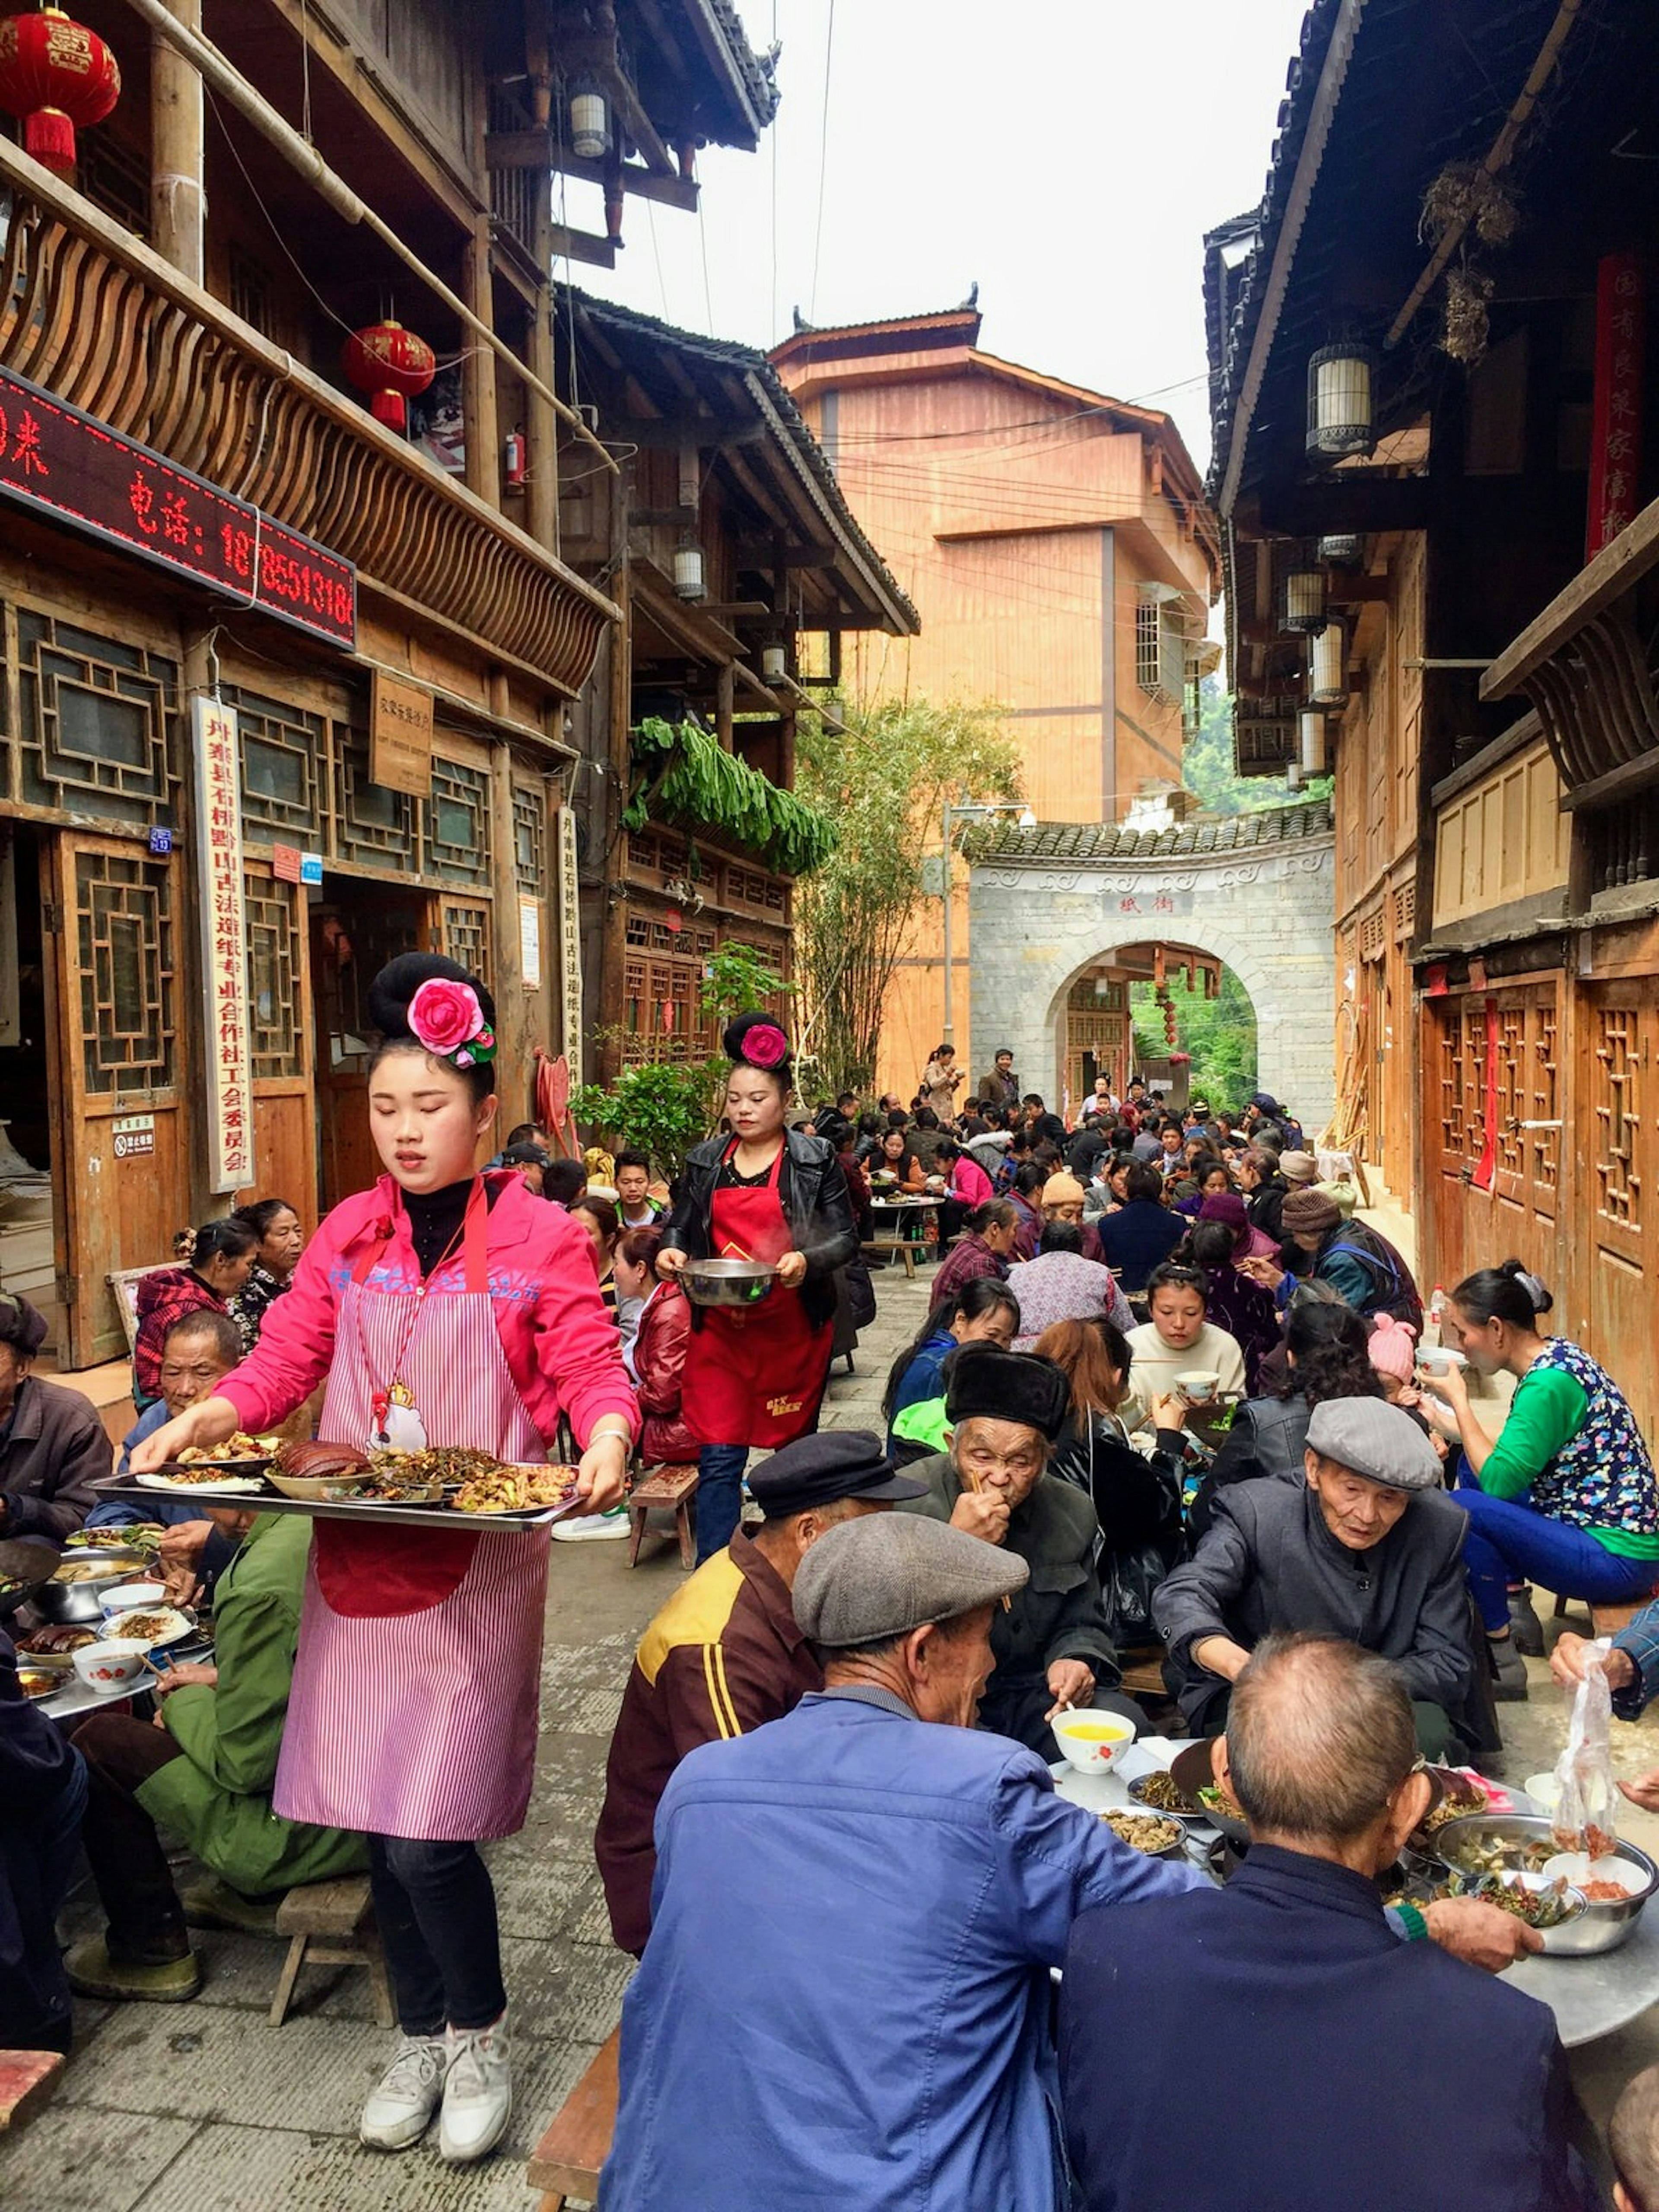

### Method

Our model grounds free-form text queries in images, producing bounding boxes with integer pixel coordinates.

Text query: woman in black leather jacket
[1186,1297,1381,1538]
[658,1014,858,1560]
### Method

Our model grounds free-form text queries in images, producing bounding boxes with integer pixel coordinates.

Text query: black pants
[71,1712,192,1961]
[937,1198,971,1243]
[369,1834,505,2035]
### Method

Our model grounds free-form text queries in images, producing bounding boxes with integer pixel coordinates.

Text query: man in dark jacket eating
[1153,1395,1476,1757]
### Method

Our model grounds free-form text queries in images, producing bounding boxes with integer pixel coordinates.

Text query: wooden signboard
[193,696,254,1194]
[369,672,435,798]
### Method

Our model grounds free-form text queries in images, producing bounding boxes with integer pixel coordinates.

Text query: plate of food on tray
[1098,1810,1185,1859]
[452,1464,582,1516]
[101,1604,196,1649]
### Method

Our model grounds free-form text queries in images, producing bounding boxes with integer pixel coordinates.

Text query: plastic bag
[1552,1640,1620,1859]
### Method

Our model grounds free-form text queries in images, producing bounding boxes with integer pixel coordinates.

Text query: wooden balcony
[0,146,616,696]
[1482,496,1659,814]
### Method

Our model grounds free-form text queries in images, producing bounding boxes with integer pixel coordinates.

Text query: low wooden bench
[0,2050,63,2134]
[528,2024,621,2210]
[1116,1648,1170,1703]
[861,1238,918,1280]
[627,1464,698,1569]
[269,1876,394,2028]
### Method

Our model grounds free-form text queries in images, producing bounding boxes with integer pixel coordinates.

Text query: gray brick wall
[967,836,1336,1128]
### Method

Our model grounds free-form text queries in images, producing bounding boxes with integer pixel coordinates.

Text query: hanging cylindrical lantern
[1306,340,1378,460]
[1319,534,1363,566]
[342,319,436,433]
[1307,620,1348,707]
[673,539,705,600]
[569,75,609,159]
[760,642,787,682]
[1278,544,1328,636]
[0,8,121,178]
[1299,709,1328,776]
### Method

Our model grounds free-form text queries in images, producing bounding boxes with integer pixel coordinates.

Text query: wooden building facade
[1207,0,1659,1438]
[769,308,1220,1096]
[0,0,778,1367]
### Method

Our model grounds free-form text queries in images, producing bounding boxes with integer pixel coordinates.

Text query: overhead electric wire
[807,0,836,322]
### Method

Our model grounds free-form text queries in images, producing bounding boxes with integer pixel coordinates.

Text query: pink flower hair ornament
[738,1020,789,1071]
[408,977,496,1069]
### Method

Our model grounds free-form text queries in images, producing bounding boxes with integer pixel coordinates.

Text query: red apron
[273,1189,550,1842]
[680,1141,833,1450]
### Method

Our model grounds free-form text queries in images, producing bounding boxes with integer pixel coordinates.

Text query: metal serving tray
[94,1478,584,1536]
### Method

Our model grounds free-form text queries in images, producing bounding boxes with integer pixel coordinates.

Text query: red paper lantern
[341,319,436,434]
[0,7,121,179]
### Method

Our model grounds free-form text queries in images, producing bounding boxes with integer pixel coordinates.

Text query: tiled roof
[692,0,781,137]
[983,799,1334,864]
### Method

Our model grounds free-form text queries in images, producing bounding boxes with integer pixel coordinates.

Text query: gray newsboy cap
[792,1513,1029,1647]
[1307,1396,1442,1492]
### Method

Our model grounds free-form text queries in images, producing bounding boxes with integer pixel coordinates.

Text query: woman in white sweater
[1124,1261,1246,1427]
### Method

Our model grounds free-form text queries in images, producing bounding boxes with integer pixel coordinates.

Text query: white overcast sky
[570,0,1312,471]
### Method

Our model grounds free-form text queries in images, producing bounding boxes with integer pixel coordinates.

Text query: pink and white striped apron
[273,1202,551,1842]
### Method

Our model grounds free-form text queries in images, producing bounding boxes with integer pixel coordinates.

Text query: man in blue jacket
[600,1512,1208,2212]
[1061,1633,1597,2212]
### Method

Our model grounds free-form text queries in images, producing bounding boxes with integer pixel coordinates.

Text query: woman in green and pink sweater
[1418,1261,1659,1684]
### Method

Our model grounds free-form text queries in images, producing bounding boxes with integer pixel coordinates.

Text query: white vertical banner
[193,696,253,1193]
[556,804,582,1084]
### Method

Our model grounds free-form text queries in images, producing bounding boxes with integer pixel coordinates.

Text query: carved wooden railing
[0,148,616,695]
[1483,496,1659,814]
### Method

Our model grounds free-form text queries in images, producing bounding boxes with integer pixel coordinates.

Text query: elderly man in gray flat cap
[601,1511,1208,2212]
[1154,1396,1481,1757]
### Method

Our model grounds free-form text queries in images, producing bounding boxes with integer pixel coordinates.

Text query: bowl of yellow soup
[1052,1710,1137,1775]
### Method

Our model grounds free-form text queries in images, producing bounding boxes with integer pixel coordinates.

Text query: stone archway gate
[968,799,1336,1129]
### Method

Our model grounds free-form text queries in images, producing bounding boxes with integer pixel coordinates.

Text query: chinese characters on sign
[0,365,355,649]
[112,1115,155,1161]
[557,807,583,1082]
[192,698,253,1195]
[1588,254,1645,559]
[1103,884,1192,921]
[369,671,435,798]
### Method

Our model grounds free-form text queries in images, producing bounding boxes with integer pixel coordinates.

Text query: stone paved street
[0,1265,931,2212]
[8,1248,1659,2199]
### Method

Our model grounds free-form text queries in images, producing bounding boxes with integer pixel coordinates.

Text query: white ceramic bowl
[101,1579,168,1616]
[72,1640,149,1692]
[1175,1370,1220,1404]
[1417,1348,1468,1376]
[1052,1711,1137,1775]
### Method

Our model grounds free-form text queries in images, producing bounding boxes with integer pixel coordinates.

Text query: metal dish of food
[17,1666,60,1701]
[135,1468,268,1495]
[94,1476,581,1536]
[103,1604,196,1650]
[680,1258,779,1309]
[36,1547,151,1626]
[1098,1809,1186,1860]
[172,1433,280,1471]
[1127,1771,1209,1823]
[1430,1815,1659,1955]
[0,1537,58,1620]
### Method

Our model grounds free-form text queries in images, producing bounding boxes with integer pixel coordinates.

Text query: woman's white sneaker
[359,2032,450,2151]
[439,2015,512,2163]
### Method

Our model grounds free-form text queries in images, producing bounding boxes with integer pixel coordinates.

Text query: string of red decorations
[342,319,437,433]
[0,6,120,178]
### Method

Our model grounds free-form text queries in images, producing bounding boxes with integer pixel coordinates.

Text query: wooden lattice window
[1495,1006,1526,1179]
[244,870,303,1081]
[1594,1003,1643,1228]
[1437,1012,1466,1163]
[334,731,416,867]
[1392,881,1416,940]
[424,758,491,884]
[74,849,175,1095]
[1531,1000,1560,1193]
[441,897,492,988]
[624,914,652,948]
[230,687,324,844]
[512,783,547,898]
[16,611,177,826]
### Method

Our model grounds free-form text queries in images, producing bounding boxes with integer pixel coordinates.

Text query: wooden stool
[1116,1647,1170,1702]
[269,1876,394,2028]
[528,2024,621,2209]
[627,1464,699,1569]
[862,1239,917,1280]
[0,2050,63,2134]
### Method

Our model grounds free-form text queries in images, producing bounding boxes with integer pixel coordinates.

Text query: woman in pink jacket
[932,1136,995,1243]
[134,955,636,2167]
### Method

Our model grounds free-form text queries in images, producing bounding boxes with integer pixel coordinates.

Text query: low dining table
[1052,1738,1659,2049]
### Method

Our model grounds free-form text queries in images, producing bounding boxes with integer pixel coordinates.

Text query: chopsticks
[960,1465,1013,1610]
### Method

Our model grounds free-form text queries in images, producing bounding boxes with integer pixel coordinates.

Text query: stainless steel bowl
[1431,1814,1658,1955]
[36,1547,150,1625]
[681,1259,779,1309]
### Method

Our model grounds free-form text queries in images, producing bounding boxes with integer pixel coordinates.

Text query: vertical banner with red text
[193,696,253,1194]
[1587,253,1645,560]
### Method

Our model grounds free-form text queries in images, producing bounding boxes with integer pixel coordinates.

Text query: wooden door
[242,862,318,1227]
[311,884,435,1213]
[1582,985,1657,1442]
[47,832,188,1365]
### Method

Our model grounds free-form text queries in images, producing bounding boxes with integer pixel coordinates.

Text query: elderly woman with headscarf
[0,1293,107,1541]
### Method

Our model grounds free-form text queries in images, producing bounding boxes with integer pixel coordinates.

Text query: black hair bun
[722,1009,792,1070]
[1499,1258,1554,1315]
[366,952,497,1042]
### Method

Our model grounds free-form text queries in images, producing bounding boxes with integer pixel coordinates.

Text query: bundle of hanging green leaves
[623,715,837,877]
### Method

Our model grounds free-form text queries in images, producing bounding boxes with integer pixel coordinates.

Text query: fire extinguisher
[504,429,526,486]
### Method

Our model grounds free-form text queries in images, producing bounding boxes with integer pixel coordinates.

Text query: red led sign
[0,364,356,649]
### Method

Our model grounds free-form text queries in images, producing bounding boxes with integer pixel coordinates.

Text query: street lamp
[940,795,1037,1049]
